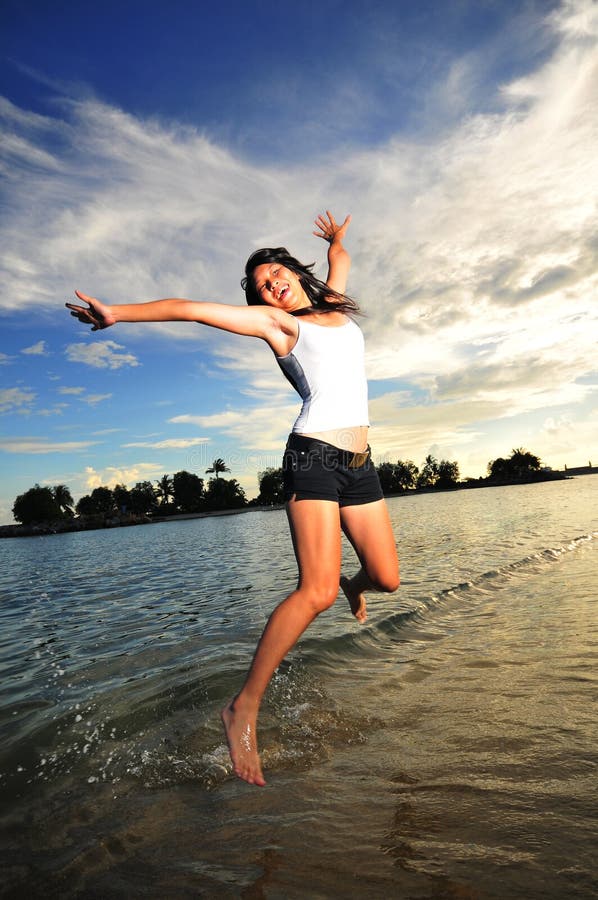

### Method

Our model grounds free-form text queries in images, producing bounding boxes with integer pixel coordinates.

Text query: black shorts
[282,433,384,507]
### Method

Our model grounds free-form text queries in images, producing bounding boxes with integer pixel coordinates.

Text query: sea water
[1,477,596,898]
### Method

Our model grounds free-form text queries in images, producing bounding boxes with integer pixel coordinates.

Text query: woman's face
[252,263,311,312]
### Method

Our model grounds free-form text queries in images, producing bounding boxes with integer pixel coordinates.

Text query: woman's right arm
[313,211,351,295]
[66,290,294,346]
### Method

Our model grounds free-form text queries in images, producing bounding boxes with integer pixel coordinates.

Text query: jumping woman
[66,211,400,786]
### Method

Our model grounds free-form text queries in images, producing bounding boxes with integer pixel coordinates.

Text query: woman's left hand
[313,210,351,244]
[66,291,116,331]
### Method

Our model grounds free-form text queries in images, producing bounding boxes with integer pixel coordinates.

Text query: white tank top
[276,317,370,433]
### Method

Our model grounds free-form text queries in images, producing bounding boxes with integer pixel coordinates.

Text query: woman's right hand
[313,210,351,245]
[65,290,116,331]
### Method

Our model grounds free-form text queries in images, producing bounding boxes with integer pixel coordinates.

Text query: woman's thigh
[339,499,400,591]
[286,497,342,597]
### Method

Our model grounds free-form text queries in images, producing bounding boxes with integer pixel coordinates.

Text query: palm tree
[52,484,74,517]
[509,447,541,477]
[395,460,419,491]
[416,454,439,489]
[205,458,230,479]
[156,474,174,506]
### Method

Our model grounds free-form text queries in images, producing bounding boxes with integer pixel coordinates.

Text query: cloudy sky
[1,0,596,522]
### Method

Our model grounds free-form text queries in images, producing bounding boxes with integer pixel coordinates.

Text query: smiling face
[252,262,311,312]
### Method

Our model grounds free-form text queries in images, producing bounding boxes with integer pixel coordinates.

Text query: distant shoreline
[2,468,595,539]
[0,504,282,539]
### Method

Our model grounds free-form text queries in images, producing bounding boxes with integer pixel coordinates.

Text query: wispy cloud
[38,405,68,417]
[122,437,210,449]
[82,393,112,406]
[0,386,36,413]
[0,438,97,454]
[56,385,112,404]
[169,402,305,452]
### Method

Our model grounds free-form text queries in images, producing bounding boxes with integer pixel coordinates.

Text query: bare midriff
[302,425,369,453]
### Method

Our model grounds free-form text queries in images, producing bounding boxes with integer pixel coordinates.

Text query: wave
[421,529,597,606]
[298,530,598,664]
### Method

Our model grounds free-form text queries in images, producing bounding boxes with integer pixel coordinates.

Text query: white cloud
[0,386,36,413]
[64,341,140,369]
[549,0,598,38]
[83,463,166,490]
[0,438,97,453]
[21,340,48,356]
[122,437,210,449]
[0,132,62,173]
[82,393,112,405]
[170,411,247,428]
[169,403,297,452]
[56,386,111,404]
[38,405,67,416]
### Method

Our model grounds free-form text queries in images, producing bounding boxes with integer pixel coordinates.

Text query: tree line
[11,447,546,527]
[255,447,544,503]
[12,458,246,527]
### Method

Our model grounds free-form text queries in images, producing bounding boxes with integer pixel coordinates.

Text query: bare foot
[221,699,266,786]
[340,575,367,623]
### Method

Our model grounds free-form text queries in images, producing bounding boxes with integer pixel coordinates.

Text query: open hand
[65,291,115,331]
[313,210,351,244]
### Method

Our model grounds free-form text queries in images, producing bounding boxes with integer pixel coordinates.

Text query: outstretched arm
[65,291,294,347]
[313,210,352,295]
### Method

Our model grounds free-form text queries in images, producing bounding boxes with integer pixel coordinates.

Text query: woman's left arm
[313,210,351,294]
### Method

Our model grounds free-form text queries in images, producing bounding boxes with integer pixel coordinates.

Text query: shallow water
[1,477,597,898]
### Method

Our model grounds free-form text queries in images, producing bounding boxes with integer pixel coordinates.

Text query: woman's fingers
[65,303,87,319]
[65,299,102,330]
[74,289,96,305]
[315,212,332,230]
[313,210,351,241]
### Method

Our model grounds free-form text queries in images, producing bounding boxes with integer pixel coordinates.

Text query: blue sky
[1,0,597,523]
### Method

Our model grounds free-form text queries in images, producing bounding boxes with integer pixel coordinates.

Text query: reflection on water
[1,477,597,898]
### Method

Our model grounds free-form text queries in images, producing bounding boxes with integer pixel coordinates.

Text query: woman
[66,211,400,787]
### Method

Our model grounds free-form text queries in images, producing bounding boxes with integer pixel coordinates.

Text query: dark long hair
[241,247,360,316]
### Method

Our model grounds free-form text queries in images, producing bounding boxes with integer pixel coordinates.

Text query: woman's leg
[339,499,400,622]
[222,498,342,785]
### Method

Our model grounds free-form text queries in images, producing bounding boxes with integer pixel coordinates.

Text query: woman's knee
[369,567,400,594]
[299,581,339,614]
[382,571,401,593]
